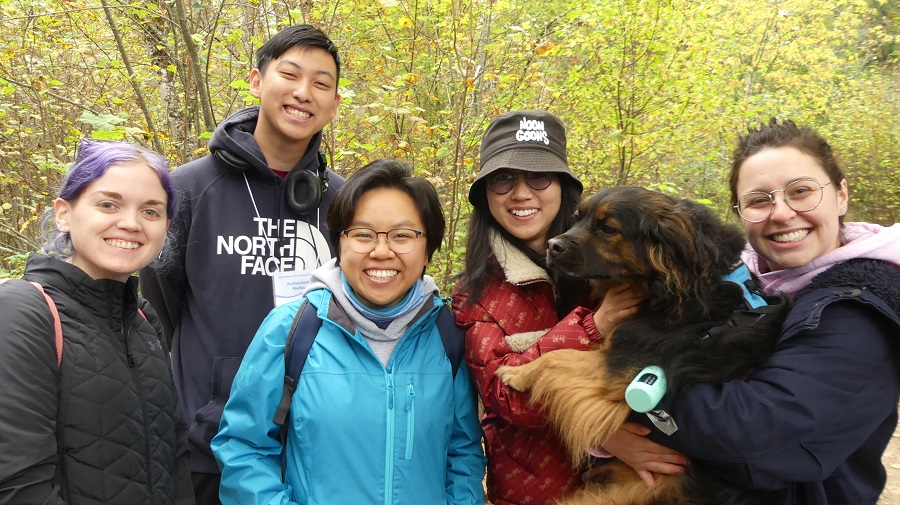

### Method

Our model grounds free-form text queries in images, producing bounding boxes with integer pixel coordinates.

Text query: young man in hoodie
[139,24,343,505]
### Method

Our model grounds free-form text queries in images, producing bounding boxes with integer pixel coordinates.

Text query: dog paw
[496,365,531,392]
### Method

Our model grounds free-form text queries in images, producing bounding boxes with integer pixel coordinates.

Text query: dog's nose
[547,237,568,257]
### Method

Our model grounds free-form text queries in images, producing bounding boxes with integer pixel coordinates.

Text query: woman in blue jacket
[654,118,900,504]
[212,159,486,505]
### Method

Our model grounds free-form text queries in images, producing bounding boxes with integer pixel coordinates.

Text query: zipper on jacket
[385,372,396,505]
[124,326,136,368]
[387,373,395,409]
[126,319,157,505]
[405,382,415,460]
[59,450,70,501]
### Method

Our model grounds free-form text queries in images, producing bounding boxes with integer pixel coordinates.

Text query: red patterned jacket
[451,234,603,505]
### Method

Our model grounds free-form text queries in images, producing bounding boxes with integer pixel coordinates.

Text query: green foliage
[0,0,897,289]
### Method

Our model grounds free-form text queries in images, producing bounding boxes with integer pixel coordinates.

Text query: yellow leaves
[465,77,475,89]
[398,17,414,29]
[393,140,412,158]
[402,73,419,84]
[535,42,556,56]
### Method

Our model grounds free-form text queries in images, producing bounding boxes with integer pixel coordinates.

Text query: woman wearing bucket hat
[451,110,688,505]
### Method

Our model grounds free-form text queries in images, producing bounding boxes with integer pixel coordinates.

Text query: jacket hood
[208,106,324,178]
[798,258,900,316]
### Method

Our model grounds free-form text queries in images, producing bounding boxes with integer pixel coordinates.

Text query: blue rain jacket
[212,288,486,505]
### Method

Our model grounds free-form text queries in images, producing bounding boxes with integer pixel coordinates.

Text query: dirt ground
[879,421,900,504]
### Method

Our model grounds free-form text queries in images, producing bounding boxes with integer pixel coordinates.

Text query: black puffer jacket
[0,254,193,505]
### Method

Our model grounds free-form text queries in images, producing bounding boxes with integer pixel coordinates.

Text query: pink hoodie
[742,222,900,298]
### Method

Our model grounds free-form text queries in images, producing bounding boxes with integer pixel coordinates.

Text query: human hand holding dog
[600,422,689,488]
[593,283,643,337]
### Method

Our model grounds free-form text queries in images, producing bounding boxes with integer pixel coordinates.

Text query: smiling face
[339,187,429,309]
[487,169,561,253]
[250,46,341,156]
[736,146,848,271]
[54,162,169,282]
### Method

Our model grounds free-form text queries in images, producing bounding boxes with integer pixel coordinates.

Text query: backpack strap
[272,299,465,451]
[273,299,321,446]
[1,279,62,366]
[436,304,464,380]
[29,282,63,366]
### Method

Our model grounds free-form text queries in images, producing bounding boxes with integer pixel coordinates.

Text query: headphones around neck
[214,149,330,216]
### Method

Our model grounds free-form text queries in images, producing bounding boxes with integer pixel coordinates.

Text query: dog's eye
[597,223,619,236]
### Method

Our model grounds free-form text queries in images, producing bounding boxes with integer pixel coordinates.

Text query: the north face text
[215,217,328,275]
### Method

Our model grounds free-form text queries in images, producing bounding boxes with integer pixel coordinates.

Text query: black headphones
[213,148,330,216]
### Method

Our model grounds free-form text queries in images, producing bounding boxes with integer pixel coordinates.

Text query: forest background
[0,0,897,291]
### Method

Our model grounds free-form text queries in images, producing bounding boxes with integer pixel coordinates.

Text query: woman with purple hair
[0,139,193,504]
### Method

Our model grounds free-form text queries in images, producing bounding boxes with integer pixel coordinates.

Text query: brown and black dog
[496,186,788,505]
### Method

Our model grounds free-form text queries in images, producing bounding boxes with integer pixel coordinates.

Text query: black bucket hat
[469,110,582,204]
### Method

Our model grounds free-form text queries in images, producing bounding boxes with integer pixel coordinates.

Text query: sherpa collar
[488,231,555,352]
[490,230,551,286]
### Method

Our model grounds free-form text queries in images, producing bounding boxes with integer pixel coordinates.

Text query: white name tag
[272,270,312,307]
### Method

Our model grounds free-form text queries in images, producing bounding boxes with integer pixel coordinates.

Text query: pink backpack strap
[0,279,63,366]
[29,282,63,366]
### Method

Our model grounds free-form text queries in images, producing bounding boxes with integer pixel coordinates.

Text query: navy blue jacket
[654,259,900,505]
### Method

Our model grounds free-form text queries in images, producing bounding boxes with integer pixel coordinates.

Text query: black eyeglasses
[735,178,834,223]
[487,171,555,195]
[341,228,426,254]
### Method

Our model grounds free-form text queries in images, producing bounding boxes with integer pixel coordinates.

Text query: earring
[840,207,847,213]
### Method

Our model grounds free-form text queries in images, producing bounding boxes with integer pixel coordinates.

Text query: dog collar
[700,262,778,342]
[723,262,767,309]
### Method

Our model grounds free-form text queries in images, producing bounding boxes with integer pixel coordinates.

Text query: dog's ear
[642,205,701,309]
[685,200,747,271]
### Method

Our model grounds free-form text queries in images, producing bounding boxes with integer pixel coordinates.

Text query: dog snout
[547,236,571,258]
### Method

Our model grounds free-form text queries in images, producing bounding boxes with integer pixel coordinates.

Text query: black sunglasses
[487,171,555,195]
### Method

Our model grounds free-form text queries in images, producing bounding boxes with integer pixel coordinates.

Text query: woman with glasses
[649,118,900,505]
[212,159,486,504]
[452,110,688,505]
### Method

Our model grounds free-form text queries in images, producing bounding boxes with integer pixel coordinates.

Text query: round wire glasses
[734,178,833,223]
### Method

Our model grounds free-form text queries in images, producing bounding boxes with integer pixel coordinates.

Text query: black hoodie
[139,106,344,473]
